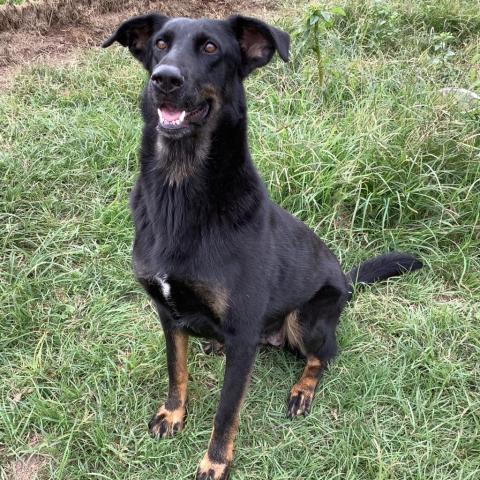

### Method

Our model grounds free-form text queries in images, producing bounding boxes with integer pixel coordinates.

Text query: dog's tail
[346,252,422,298]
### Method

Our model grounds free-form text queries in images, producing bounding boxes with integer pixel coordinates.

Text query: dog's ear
[228,15,289,77]
[102,13,168,65]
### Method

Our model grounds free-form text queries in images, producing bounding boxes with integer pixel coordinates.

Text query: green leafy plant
[297,4,346,87]
[430,31,456,65]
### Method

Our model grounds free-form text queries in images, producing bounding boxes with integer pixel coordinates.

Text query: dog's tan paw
[195,453,230,480]
[148,404,185,438]
[287,385,314,418]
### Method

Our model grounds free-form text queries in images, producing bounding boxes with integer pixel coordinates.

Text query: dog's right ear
[101,14,168,65]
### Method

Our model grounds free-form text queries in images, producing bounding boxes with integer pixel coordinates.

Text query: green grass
[0,0,27,6]
[1,1,479,478]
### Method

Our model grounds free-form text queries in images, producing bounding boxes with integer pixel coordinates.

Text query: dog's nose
[151,65,184,93]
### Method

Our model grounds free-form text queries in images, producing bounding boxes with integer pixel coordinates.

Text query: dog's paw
[202,340,224,356]
[287,386,314,418]
[195,454,230,480]
[148,404,185,438]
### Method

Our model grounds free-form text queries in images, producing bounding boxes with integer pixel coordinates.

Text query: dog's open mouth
[157,102,210,130]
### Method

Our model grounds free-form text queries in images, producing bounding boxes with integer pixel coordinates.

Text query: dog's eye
[204,42,218,54]
[156,39,168,50]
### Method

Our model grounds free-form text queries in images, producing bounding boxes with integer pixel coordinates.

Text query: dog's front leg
[149,327,189,438]
[196,337,257,480]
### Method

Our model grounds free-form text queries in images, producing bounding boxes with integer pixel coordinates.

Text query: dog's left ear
[228,15,290,77]
[101,13,168,66]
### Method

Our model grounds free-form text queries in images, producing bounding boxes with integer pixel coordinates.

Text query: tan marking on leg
[149,330,189,438]
[293,356,321,391]
[225,417,239,461]
[196,423,235,479]
[198,361,251,478]
[203,397,241,465]
[171,330,189,406]
[288,356,322,418]
[156,405,185,422]
[197,453,229,480]
[149,404,186,438]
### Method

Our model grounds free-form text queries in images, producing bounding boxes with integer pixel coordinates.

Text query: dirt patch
[6,433,48,480]
[8,454,47,480]
[0,0,278,88]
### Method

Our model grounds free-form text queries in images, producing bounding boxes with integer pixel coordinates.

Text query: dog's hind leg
[287,355,325,418]
[286,285,346,418]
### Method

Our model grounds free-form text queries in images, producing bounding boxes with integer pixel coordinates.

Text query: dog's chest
[139,272,229,338]
[155,274,172,300]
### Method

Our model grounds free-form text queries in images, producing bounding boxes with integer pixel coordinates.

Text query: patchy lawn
[0,0,479,479]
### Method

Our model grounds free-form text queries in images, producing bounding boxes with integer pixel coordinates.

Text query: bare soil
[5,433,48,480]
[0,0,277,88]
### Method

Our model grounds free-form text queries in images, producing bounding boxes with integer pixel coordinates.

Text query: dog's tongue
[161,105,183,122]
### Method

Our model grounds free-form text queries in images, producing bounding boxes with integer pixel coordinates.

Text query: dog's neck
[155,132,212,187]
[137,106,266,250]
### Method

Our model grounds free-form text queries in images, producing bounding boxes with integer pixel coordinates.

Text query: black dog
[102,13,422,480]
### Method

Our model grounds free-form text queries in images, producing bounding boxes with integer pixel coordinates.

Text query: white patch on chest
[155,274,171,299]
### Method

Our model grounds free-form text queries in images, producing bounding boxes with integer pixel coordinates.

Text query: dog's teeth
[158,108,165,125]
[158,109,185,127]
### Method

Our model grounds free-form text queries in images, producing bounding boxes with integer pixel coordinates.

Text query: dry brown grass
[0,1,136,32]
[0,0,276,87]
[0,0,274,33]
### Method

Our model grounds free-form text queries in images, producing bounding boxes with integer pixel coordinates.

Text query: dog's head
[102,14,289,139]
